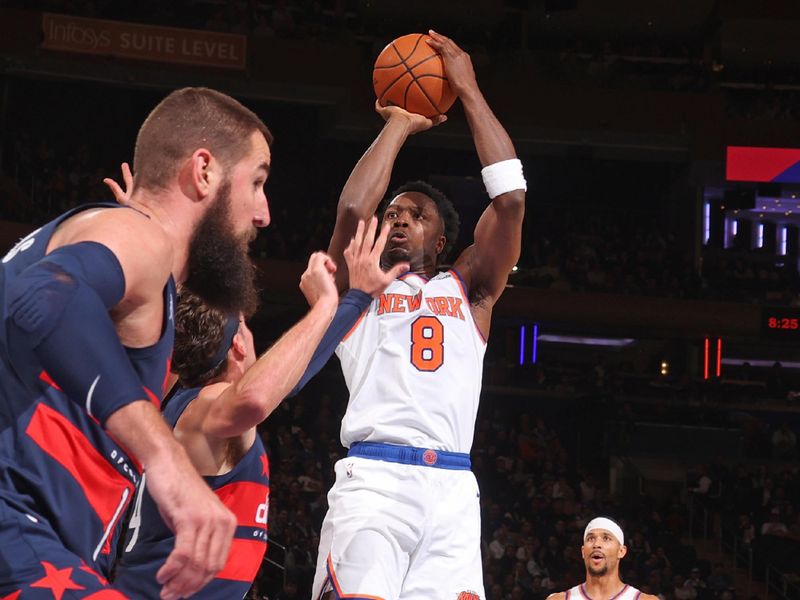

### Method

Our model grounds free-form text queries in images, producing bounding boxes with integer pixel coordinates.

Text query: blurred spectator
[673,574,697,600]
[760,507,788,538]
[690,465,713,495]
[738,513,756,547]
[771,423,797,460]
[684,567,707,598]
[706,562,734,594]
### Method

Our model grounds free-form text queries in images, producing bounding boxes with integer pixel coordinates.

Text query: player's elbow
[494,189,526,214]
[337,198,373,222]
[203,387,275,438]
[234,385,281,425]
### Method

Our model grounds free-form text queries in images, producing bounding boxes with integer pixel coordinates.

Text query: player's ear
[618,544,627,559]
[435,234,446,256]
[230,331,246,359]
[181,148,217,202]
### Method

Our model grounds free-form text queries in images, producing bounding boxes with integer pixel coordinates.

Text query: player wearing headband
[548,517,658,600]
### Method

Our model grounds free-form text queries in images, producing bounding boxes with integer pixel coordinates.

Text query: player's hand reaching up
[426,30,478,98]
[300,251,340,311]
[103,162,133,204]
[375,100,446,134]
[344,216,409,297]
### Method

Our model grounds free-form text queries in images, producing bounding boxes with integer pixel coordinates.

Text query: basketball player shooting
[548,518,659,600]
[312,30,526,599]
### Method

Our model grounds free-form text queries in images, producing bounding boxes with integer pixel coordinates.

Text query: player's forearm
[460,86,518,167]
[105,400,193,471]
[330,117,413,291]
[206,298,338,437]
[337,117,413,219]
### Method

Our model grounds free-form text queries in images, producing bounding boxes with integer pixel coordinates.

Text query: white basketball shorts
[311,444,485,600]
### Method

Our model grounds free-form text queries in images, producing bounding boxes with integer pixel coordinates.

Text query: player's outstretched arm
[199,250,338,438]
[202,218,406,438]
[328,103,444,292]
[428,31,526,311]
[286,217,409,397]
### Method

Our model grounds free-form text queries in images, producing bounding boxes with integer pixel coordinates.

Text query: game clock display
[762,308,800,336]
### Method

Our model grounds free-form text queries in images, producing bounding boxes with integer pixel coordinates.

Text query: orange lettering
[378,294,391,315]
[407,291,422,312]
[389,294,403,313]
[448,297,465,320]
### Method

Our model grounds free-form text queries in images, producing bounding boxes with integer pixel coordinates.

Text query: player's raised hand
[344,216,409,297]
[300,251,339,310]
[146,447,237,600]
[426,30,478,98]
[375,100,446,134]
[103,162,133,204]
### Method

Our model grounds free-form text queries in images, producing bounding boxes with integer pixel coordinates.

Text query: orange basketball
[372,33,457,118]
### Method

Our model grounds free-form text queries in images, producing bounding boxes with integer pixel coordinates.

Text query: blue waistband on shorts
[347,442,471,470]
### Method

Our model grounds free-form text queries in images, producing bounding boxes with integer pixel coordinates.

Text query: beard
[183,179,259,315]
[587,563,609,577]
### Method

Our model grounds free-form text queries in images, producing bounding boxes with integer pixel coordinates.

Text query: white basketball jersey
[336,270,487,453]
[565,583,642,600]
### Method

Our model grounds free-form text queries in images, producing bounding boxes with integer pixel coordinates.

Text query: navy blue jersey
[0,203,175,576]
[116,386,270,599]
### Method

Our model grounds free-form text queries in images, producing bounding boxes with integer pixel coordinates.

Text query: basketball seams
[414,74,448,81]
[374,52,439,71]
[402,78,416,115]
[393,33,426,62]
[411,78,440,115]
[393,38,443,115]
[379,73,412,107]
[406,52,440,72]
[374,39,424,102]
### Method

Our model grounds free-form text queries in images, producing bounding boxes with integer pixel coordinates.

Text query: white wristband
[481,158,527,199]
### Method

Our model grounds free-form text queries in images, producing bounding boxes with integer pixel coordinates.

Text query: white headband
[584,517,624,546]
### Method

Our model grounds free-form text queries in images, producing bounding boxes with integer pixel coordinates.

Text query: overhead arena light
[537,334,636,347]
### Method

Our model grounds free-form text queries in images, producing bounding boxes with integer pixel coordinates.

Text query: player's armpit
[454,188,525,308]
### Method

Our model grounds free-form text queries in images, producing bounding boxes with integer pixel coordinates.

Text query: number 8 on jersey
[411,316,444,371]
